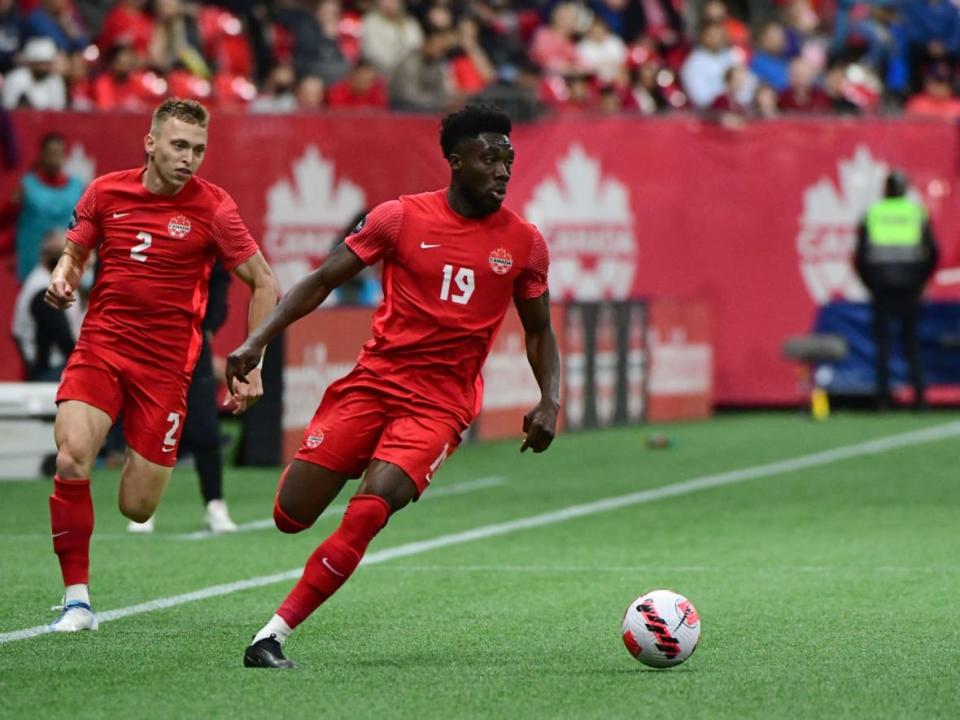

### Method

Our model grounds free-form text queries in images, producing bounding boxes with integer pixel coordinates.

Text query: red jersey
[66,168,258,373]
[345,189,549,427]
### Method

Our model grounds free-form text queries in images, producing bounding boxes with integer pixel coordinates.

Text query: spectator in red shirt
[905,63,960,119]
[93,43,161,111]
[531,2,580,76]
[778,56,831,112]
[327,59,388,108]
[98,0,153,58]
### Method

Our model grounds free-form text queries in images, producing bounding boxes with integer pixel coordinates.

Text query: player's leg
[48,399,115,631]
[273,460,350,533]
[118,361,190,525]
[117,449,174,522]
[245,414,459,668]
[49,348,125,632]
[901,301,926,409]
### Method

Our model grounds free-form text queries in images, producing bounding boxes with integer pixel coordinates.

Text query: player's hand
[44,277,76,310]
[520,399,558,453]
[227,367,263,415]
[225,342,263,390]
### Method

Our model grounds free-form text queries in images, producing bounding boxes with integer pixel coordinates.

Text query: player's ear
[144,133,155,158]
[447,152,462,171]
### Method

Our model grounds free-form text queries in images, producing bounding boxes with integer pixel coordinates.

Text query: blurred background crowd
[3,0,960,121]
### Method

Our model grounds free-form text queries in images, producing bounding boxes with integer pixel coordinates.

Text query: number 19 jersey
[345,189,549,427]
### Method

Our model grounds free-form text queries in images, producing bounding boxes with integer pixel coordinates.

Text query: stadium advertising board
[3,113,959,405]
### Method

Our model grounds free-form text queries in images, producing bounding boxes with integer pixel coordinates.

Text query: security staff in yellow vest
[854,170,938,410]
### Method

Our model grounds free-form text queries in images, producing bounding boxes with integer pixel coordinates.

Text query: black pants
[179,337,223,503]
[872,296,925,408]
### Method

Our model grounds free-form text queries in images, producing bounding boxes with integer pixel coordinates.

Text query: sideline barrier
[2,112,957,405]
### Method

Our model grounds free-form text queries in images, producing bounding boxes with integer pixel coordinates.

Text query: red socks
[278,494,391,628]
[49,476,94,586]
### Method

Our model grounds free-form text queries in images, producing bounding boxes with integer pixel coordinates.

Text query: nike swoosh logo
[161,446,176,453]
[420,242,441,249]
[52,531,69,538]
[113,212,130,219]
[321,557,345,577]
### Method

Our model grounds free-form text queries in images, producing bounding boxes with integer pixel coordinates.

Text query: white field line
[368,564,960,574]
[176,475,508,541]
[2,421,958,645]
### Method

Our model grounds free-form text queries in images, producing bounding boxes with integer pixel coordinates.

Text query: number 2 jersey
[345,189,550,428]
[66,168,259,373]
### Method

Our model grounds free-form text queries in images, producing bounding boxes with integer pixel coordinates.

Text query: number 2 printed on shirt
[440,264,475,305]
[131,232,152,262]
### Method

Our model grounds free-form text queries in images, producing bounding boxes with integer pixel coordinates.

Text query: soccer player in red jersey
[43,99,279,632]
[227,105,560,669]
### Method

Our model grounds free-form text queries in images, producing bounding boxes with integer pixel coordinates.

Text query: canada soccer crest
[168,215,192,239]
[305,431,325,449]
[488,247,513,275]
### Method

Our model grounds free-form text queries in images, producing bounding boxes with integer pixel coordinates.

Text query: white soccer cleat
[126,516,155,534]
[49,600,99,632]
[205,500,238,533]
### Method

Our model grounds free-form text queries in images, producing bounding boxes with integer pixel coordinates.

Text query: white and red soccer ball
[621,589,701,668]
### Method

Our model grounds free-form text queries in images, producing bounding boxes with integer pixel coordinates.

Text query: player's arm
[226,243,367,387]
[225,250,279,414]
[515,291,560,454]
[44,240,92,310]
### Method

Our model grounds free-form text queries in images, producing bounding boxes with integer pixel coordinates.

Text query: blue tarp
[813,301,960,394]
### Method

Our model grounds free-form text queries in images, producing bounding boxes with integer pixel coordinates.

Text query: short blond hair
[151,98,209,132]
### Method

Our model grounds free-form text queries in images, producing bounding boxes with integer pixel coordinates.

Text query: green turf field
[2,412,959,719]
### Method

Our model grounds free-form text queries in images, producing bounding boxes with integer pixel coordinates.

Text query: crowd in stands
[2,0,960,119]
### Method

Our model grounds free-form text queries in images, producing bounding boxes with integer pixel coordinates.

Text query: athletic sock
[64,584,90,606]
[276,494,391,629]
[49,476,94,587]
[252,614,292,645]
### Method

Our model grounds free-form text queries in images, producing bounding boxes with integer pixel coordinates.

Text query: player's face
[454,133,514,214]
[145,118,208,190]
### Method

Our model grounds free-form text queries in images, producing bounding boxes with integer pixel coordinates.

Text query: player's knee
[55,442,93,480]
[274,496,311,534]
[118,493,156,523]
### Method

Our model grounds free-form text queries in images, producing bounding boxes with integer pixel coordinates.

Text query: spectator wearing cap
[905,63,960,119]
[680,21,738,108]
[750,21,791,92]
[327,59,389,108]
[0,132,84,281]
[361,0,424,77]
[0,0,22,75]
[2,37,67,110]
[778,56,831,113]
[23,0,89,53]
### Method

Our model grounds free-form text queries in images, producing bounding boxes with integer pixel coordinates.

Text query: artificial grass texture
[1,412,958,719]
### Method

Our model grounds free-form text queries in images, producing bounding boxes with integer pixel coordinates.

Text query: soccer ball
[621,589,701,668]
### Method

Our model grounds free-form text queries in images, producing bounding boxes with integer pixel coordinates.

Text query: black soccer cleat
[243,635,297,669]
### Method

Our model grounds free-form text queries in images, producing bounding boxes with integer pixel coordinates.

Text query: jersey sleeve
[65,181,101,249]
[210,194,259,271]
[515,228,550,299]
[345,200,403,265]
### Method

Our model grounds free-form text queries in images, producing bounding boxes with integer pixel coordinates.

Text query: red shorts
[57,344,190,467]
[295,369,463,496]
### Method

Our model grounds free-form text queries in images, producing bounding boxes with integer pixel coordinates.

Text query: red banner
[647,299,713,422]
[3,112,959,405]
